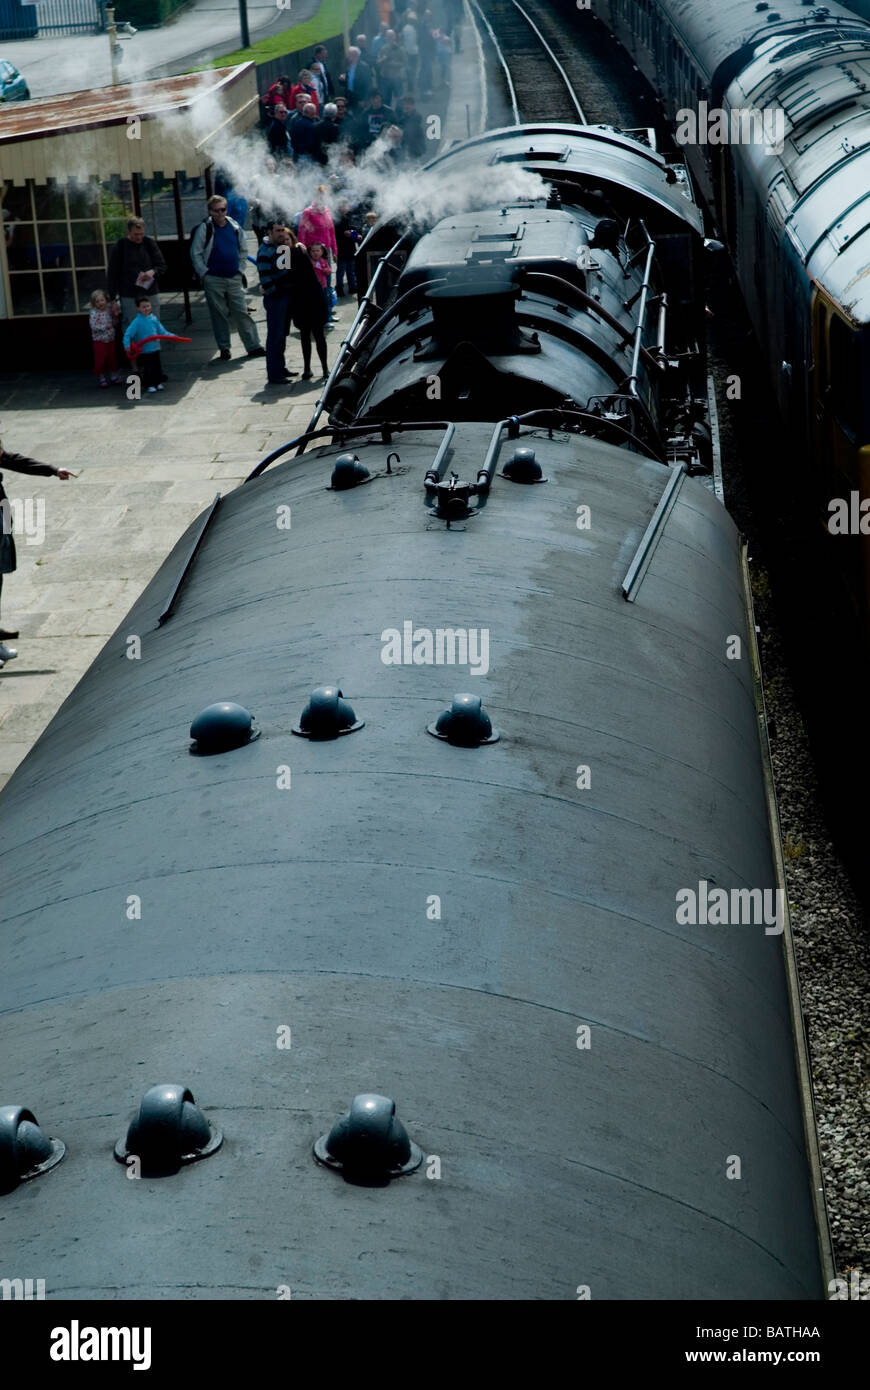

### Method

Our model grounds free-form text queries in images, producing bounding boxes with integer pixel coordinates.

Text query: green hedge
[116,0,188,29]
[204,0,367,69]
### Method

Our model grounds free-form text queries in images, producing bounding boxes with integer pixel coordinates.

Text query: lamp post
[238,0,250,49]
[106,5,120,86]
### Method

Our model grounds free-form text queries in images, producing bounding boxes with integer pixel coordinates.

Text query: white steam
[157,73,548,233]
[38,64,548,238]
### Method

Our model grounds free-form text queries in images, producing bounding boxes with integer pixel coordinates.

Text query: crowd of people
[79,7,468,390]
[84,184,356,390]
[238,12,472,384]
[193,184,368,385]
[261,12,462,168]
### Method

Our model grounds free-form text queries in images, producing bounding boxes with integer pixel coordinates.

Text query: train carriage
[602,0,870,618]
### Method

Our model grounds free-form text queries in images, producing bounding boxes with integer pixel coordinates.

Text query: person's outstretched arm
[0,445,72,480]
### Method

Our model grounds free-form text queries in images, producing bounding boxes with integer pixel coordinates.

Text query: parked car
[0,61,30,103]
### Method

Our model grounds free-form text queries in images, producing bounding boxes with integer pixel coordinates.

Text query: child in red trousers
[89,289,121,388]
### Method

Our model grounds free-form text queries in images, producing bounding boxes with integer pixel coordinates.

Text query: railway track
[467,0,586,124]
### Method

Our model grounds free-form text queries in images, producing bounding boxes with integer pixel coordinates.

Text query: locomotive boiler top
[335,123,708,436]
[0,422,824,1298]
[420,122,703,233]
[344,204,671,425]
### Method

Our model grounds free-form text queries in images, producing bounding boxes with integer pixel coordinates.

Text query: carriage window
[753,212,765,297]
[722,146,737,247]
[829,314,860,442]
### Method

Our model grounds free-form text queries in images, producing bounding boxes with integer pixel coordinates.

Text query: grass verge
[203,0,367,69]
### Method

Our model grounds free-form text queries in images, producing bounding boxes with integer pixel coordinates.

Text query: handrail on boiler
[621,226,657,397]
[297,232,410,451]
[246,420,457,484]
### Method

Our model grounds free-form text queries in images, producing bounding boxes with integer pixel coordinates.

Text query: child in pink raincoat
[297,187,337,260]
[298,188,337,322]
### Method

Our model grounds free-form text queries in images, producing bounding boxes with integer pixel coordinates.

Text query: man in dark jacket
[107,217,167,328]
[312,45,335,98]
[397,94,426,159]
[0,441,73,661]
[340,46,374,110]
[267,103,290,159]
[333,200,361,296]
[314,103,341,164]
[256,223,297,386]
[288,103,320,163]
[361,91,396,147]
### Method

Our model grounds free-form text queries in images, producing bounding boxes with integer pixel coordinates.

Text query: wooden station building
[0,64,259,366]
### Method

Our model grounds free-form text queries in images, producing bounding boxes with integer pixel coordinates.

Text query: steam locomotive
[600,0,870,623]
[0,126,830,1299]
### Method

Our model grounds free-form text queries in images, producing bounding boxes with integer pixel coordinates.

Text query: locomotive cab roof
[398,207,590,294]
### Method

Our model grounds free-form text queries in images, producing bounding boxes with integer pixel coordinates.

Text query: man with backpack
[190,194,265,362]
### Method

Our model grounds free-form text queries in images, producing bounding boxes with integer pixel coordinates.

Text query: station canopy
[0,65,260,320]
[0,64,259,185]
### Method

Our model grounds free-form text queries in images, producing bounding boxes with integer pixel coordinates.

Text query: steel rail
[467,0,521,126]
[510,0,586,123]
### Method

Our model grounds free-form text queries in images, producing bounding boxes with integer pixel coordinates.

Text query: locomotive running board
[621,463,685,602]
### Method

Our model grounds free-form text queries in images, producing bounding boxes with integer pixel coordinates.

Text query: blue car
[0,60,30,102]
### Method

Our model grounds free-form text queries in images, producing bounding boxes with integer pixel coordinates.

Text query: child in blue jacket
[123,295,168,392]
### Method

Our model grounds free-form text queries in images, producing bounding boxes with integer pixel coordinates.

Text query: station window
[754,213,765,298]
[817,305,827,386]
[3,176,133,317]
[138,172,206,241]
[723,147,737,247]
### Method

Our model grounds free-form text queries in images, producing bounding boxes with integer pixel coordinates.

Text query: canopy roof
[0,65,258,183]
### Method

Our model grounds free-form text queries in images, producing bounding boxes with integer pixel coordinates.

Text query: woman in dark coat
[0,442,73,660]
[286,229,329,379]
